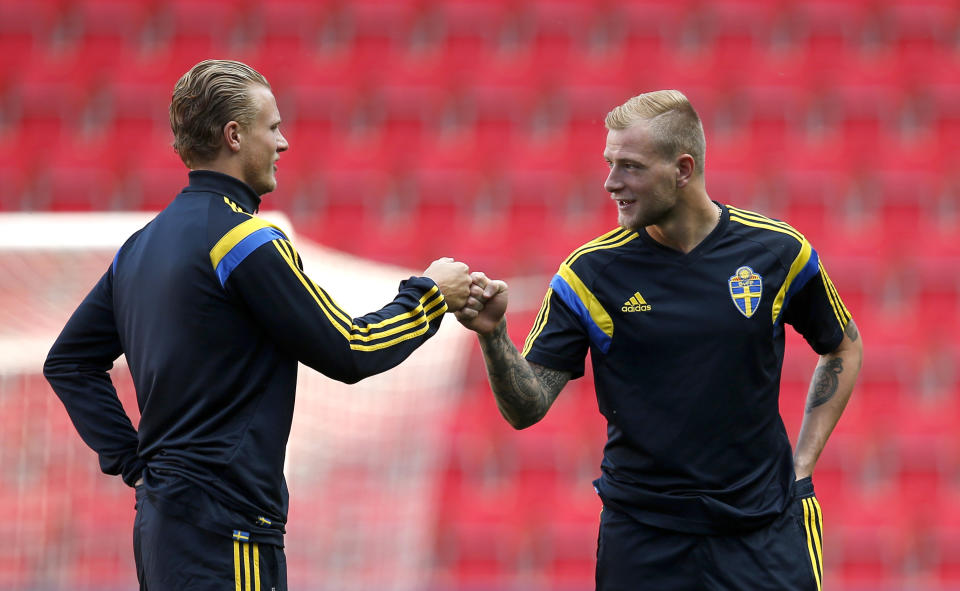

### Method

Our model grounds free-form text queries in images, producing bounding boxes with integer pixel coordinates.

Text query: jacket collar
[183,170,262,213]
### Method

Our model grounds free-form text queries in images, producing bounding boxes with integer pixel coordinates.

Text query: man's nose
[604,169,621,193]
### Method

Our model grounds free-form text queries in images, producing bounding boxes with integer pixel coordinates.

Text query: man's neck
[645,196,721,254]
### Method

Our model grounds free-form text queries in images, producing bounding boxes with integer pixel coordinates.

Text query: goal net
[0,212,474,591]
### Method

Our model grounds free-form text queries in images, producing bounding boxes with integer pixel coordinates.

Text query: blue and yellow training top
[44,170,447,545]
[522,203,850,535]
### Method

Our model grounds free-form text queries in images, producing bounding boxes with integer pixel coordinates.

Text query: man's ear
[675,153,695,188]
[223,121,242,153]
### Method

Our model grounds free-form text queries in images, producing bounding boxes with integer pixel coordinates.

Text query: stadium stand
[0,1,957,590]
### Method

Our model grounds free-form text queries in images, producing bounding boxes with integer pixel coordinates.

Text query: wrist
[793,459,814,480]
[477,317,508,339]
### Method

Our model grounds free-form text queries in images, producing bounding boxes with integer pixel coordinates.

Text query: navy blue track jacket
[44,170,447,545]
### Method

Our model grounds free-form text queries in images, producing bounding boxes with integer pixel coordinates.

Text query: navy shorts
[596,477,824,591]
[134,485,287,590]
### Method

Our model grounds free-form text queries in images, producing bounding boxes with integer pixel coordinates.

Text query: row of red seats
[2,0,955,50]
[5,119,960,206]
[6,0,956,30]
[5,42,960,122]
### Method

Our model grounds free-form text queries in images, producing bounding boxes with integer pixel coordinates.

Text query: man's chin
[255,178,277,196]
[618,213,643,232]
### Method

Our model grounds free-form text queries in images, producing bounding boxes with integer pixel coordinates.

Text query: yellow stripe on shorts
[802,498,824,591]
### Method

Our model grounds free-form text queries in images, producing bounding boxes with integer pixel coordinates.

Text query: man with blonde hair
[457,89,862,589]
[44,59,472,590]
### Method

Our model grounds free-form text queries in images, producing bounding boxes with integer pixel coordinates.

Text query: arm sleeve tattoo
[806,357,844,412]
[479,322,571,428]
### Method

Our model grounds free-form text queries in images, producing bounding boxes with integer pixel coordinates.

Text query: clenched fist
[422,257,472,311]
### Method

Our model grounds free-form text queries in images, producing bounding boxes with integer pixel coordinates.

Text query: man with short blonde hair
[605,89,706,175]
[457,89,862,590]
[169,59,270,167]
[45,59,472,590]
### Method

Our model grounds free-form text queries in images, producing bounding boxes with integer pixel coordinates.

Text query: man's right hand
[422,257,471,311]
[455,271,508,335]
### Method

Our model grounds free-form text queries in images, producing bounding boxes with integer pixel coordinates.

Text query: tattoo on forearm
[807,357,844,412]
[480,324,548,424]
[844,319,859,342]
[479,324,568,427]
[531,364,569,398]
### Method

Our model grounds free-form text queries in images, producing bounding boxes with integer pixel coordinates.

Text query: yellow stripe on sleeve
[563,227,631,266]
[818,261,850,327]
[727,206,805,242]
[566,231,639,266]
[272,241,353,338]
[522,287,553,357]
[771,238,813,324]
[210,217,288,271]
[271,241,442,351]
[729,215,805,244]
[275,240,443,336]
[557,263,614,340]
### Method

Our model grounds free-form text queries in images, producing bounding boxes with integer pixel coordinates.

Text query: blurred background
[1,0,959,589]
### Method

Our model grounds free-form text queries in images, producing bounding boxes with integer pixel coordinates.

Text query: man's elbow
[846,326,864,370]
[498,407,545,431]
[42,349,67,383]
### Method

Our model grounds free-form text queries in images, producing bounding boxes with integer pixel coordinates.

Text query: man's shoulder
[726,205,810,256]
[558,226,641,276]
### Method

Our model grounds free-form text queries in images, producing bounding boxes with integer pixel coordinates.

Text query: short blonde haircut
[170,60,271,167]
[605,90,706,175]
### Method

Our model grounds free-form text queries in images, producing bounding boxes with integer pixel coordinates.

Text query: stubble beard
[619,202,668,232]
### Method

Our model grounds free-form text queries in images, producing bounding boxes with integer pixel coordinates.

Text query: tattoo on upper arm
[807,357,843,412]
[844,319,859,342]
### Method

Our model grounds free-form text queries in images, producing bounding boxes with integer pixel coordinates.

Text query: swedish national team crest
[729,266,762,318]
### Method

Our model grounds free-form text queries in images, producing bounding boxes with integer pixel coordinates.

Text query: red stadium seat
[523,0,602,73]
[787,0,881,65]
[698,0,784,71]
[929,491,960,586]
[0,136,29,210]
[914,256,960,338]
[103,57,188,156]
[830,485,912,589]
[880,0,960,61]
[540,513,600,590]
[300,147,395,255]
[244,0,330,62]
[0,0,64,47]
[71,0,152,75]
[435,0,513,66]
[125,139,189,211]
[436,393,527,588]
[616,0,694,60]
[38,136,124,211]
[140,0,249,76]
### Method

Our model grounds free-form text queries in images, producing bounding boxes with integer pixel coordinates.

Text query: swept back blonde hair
[170,59,271,167]
[605,90,706,175]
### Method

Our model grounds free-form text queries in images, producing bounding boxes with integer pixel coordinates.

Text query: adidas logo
[622,292,651,312]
